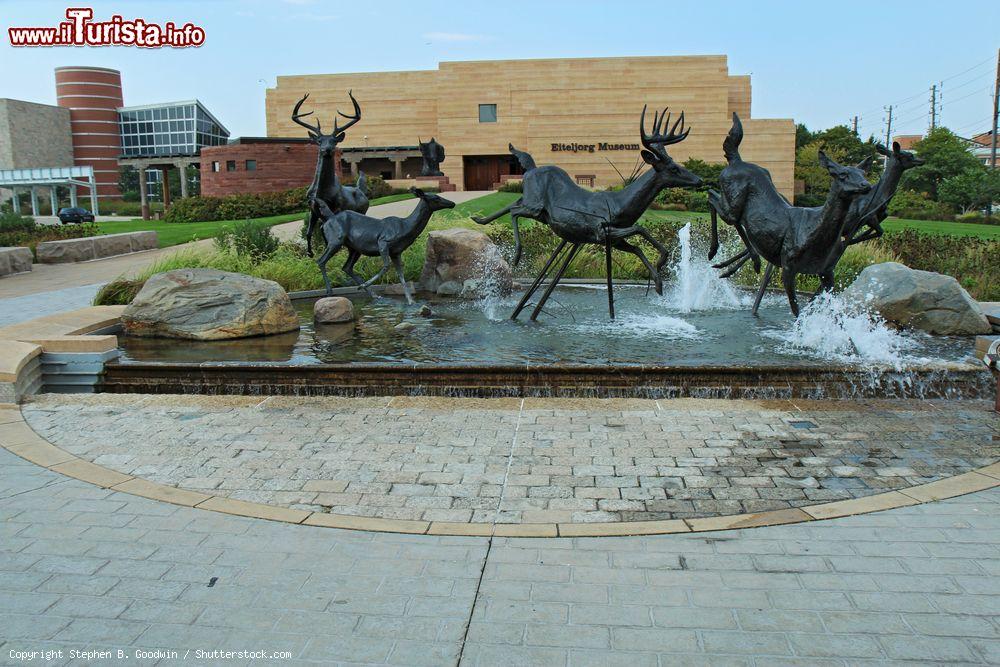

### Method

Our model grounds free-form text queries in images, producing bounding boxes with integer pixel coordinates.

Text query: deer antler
[333,90,361,136]
[291,93,321,135]
[641,105,690,151]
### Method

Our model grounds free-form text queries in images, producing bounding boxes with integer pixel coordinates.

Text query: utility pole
[851,115,859,135]
[929,84,937,130]
[884,105,893,167]
[989,49,998,216]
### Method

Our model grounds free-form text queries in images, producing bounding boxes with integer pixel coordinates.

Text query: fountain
[98,92,995,403]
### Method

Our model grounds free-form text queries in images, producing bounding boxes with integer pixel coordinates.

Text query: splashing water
[766,290,918,369]
[472,245,514,321]
[666,223,750,312]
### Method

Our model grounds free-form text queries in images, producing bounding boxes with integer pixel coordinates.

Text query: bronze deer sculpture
[315,188,456,304]
[706,113,873,317]
[472,105,702,320]
[710,134,922,316]
[292,91,369,258]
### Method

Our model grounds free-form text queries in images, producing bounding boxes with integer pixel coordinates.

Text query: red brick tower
[55,66,124,199]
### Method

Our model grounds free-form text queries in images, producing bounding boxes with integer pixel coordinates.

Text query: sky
[2,0,998,142]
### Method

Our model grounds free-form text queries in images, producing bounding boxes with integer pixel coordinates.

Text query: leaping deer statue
[472,105,702,320]
[705,113,875,316]
[292,91,370,257]
[315,188,456,304]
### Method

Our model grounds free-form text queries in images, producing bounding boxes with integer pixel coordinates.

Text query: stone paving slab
[2,446,1000,664]
[21,394,999,526]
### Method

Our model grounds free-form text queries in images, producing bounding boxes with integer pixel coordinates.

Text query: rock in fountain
[419,228,512,296]
[123,269,299,340]
[844,262,992,336]
[313,296,355,324]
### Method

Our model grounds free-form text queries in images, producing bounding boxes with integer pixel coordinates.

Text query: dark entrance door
[463,155,523,190]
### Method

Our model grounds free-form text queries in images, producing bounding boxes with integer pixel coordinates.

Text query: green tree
[900,127,982,199]
[938,167,1000,214]
[795,141,848,197]
[795,123,816,150]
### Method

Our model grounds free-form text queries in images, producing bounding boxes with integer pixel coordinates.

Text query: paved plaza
[21,395,1000,526]
[2,442,1000,665]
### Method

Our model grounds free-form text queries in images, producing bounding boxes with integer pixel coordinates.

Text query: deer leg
[612,238,662,296]
[342,250,364,288]
[847,223,883,245]
[305,204,320,258]
[707,190,722,260]
[510,214,524,267]
[360,246,391,290]
[511,240,568,321]
[530,243,580,321]
[815,270,835,297]
[316,238,343,297]
[752,262,775,316]
[782,268,800,317]
[618,225,671,273]
[713,249,749,270]
[391,254,413,305]
[472,199,520,225]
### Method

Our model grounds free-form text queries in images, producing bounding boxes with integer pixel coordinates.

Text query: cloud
[421,32,491,42]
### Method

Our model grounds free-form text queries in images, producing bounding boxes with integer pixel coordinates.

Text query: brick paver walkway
[2,445,999,664]
[22,395,999,525]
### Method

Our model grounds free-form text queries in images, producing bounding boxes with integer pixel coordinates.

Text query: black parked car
[57,207,95,224]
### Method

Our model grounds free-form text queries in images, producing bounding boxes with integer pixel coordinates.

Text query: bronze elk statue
[292,91,370,257]
[473,105,702,319]
[706,113,880,316]
[315,188,455,304]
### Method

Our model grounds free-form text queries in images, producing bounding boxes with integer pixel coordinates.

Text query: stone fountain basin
[101,285,994,400]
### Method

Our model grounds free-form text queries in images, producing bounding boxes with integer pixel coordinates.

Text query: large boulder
[843,262,991,335]
[313,296,354,324]
[123,269,300,340]
[419,228,512,296]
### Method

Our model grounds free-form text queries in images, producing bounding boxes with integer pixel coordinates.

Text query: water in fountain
[666,223,751,312]
[765,290,920,369]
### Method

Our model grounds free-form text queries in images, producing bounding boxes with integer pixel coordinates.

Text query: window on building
[479,104,497,123]
[575,175,596,188]
[226,160,236,172]
[211,161,220,173]
[245,159,257,172]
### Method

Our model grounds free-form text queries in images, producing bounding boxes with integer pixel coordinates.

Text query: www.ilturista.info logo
[8,8,205,48]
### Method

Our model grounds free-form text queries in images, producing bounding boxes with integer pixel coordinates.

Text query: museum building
[251,55,795,197]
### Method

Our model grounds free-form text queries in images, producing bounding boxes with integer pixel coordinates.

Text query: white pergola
[0,165,100,216]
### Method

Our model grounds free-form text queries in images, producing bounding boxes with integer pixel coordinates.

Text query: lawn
[93,193,417,248]
[880,217,1000,239]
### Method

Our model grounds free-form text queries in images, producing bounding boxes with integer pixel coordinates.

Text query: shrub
[793,193,825,207]
[498,180,524,193]
[362,174,393,200]
[0,218,101,253]
[876,229,1000,301]
[0,211,38,233]
[955,211,999,225]
[97,200,163,217]
[886,189,954,221]
[655,188,689,206]
[650,202,687,211]
[214,220,280,259]
[685,191,710,212]
[163,187,308,224]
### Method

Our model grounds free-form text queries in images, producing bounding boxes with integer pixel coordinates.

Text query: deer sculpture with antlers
[472,105,702,320]
[292,91,369,257]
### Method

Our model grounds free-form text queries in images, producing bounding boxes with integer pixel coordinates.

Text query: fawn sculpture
[292,91,370,258]
[315,188,456,304]
[706,114,874,316]
[472,105,702,320]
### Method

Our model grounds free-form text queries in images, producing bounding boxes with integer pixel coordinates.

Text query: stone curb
[2,404,997,538]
